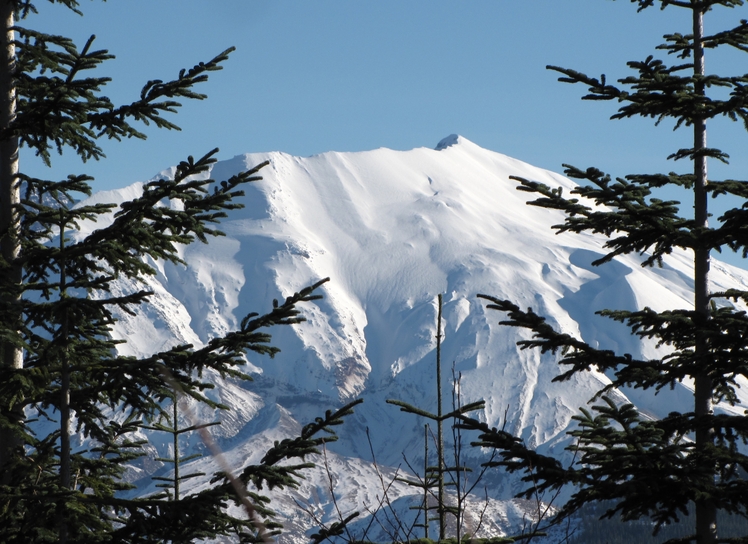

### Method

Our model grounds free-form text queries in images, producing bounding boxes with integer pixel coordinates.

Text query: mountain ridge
[75,135,748,540]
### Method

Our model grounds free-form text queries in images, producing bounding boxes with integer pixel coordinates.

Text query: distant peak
[435,134,463,150]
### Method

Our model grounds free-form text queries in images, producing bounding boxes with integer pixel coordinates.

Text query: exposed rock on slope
[79,135,748,540]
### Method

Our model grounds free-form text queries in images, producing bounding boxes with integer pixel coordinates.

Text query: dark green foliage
[464,2,748,543]
[236,398,363,492]
[12,29,233,164]
[569,502,748,544]
[309,512,362,544]
[106,399,363,544]
[0,1,359,542]
[359,537,540,544]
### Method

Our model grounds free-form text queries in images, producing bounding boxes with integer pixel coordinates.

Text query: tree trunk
[423,423,429,540]
[59,221,71,543]
[0,0,22,484]
[436,293,446,541]
[691,5,717,544]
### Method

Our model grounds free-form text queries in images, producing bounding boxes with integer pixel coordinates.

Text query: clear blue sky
[22,0,748,268]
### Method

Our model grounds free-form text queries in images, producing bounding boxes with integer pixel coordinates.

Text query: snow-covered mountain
[77,135,748,542]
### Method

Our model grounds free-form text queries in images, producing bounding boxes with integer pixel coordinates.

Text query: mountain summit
[81,136,748,539]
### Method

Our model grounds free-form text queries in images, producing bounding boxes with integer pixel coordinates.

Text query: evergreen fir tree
[0,2,359,542]
[145,390,220,502]
[460,2,748,544]
[388,295,485,541]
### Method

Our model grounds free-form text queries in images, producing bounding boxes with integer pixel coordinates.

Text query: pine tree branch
[12,28,234,165]
[512,169,702,266]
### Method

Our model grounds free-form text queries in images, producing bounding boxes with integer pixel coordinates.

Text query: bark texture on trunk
[0,0,21,484]
[691,5,717,544]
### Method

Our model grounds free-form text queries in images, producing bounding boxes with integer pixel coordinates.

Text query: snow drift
[77,135,748,541]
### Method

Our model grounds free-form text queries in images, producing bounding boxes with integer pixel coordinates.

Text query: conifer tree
[388,295,485,541]
[145,391,221,502]
[460,2,748,544]
[0,2,358,542]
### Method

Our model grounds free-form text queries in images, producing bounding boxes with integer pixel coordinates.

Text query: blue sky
[22,0,748,267]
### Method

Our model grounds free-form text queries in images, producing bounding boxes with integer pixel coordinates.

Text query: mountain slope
[77,135,748,541]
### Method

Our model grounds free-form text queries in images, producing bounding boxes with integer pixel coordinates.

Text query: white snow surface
[77,135,748,541]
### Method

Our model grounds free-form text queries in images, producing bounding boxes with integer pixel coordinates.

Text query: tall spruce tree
[0,1,358,542]
[459,2,748,544]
